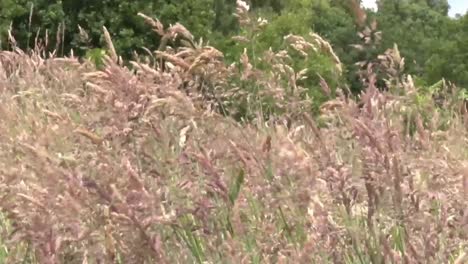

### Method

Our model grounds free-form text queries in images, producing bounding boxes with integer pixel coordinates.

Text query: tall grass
[0,1,467,263]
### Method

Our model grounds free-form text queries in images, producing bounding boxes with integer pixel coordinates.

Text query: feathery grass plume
[102,26,118,63]
[7,25,17,48]
[137,13,165,36]
[310,33,342,75]
[348,0,367,27]
[235,0,251,26]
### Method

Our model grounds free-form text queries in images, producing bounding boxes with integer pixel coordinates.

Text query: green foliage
[376,0,468,88]
[212,0,238,35]
[216,0,346,116]
[85,48,106,68]
[173,216,207,263]
[0,0,65,51]
[228,169,245,206]
[1,0,217,58]
[0,214,8,262]
[423,14,468,88]
[377,0,449,74]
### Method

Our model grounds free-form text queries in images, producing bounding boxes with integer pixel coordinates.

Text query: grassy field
[0,10,467,264]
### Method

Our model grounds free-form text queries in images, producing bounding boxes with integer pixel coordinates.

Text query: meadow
[0,6,467,264]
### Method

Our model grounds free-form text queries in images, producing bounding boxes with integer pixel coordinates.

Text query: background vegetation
[1,0,468,90]
[0,0,467,263]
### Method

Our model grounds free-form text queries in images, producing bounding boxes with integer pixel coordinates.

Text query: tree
[1,0,217,58]
[375,0,452,78]
[0,0,65,51]
[424,14,468,88]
